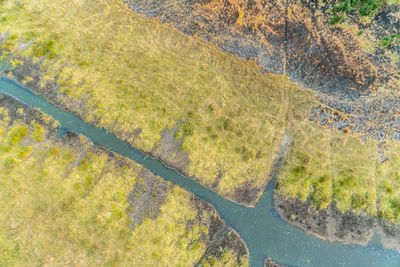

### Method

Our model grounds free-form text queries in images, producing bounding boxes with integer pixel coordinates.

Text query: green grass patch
[278,121,400,224]
[278,121,377,214]
[330,0,388,23]
[381,34,399,47]
[377,142,400,223]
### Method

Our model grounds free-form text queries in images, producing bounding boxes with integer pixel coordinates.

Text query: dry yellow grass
[4,0,400,225]
[0,0,315,202]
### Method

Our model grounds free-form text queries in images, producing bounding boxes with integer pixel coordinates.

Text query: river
[1,77,399,267]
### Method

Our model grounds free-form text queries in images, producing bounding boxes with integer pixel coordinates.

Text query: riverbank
[274,193,400,253]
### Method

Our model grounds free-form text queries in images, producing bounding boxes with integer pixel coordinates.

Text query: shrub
[381,34,399,48]
[7,125,29,145]
[352,193,367,209]
[241,146,255,162]
[31,121,45,142]
[223,117,236,131]
[34,40,56,58]
[311,189,330,209]
[391,198,400,216]
[330,15,344,25]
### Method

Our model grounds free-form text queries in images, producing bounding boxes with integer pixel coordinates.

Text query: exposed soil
[127,168,171,226]
[376,218,400,253]
[231,181,264,206]
[274,193,374,245]
[153,125,191,175]
[274,193,400,253]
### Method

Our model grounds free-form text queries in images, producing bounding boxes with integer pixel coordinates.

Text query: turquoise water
[1,77,400,267]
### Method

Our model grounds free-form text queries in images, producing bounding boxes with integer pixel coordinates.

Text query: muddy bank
[191,197,249,266]
[274,192,400,253]
[127,168,172,226]
[264,257,284,267]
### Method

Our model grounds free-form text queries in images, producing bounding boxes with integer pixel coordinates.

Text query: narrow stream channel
[1,77,400,267]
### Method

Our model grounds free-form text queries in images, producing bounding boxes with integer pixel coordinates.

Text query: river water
[1,77,400,267]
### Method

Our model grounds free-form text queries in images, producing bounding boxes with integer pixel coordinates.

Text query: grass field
[0,104,247,266]
[2,0,400,225]
[277,121,378,214]
[277,120,400,224]
[0,0,315,203]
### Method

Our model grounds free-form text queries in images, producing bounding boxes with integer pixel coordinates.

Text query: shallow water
[1,77,400,267]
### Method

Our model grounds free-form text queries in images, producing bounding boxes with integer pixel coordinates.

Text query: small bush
[352,193,367,209]
[330,15,344,25]
[311,189,330,209]
[7,125,29,145]
[31,121,45,142]
[223,117,235,131]
[381,34,399,47]
[359,0,382,16]
[181,122,194,136]
[34,40,56,58]
[241,146,255,162]
[291,165,306,177]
